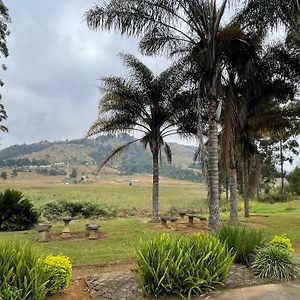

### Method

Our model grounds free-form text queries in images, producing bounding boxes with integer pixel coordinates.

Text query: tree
[86,0,253,231]
[286,167,300,195]
[86,54,189,219]
[70,168,77,178]
[11,168,17,178]
[0,1,10,133]
[0,171,7,180]
[86,0,300,230]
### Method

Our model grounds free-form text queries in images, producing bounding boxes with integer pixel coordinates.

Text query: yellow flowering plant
[269,234,294,254]
[44,255,72,293]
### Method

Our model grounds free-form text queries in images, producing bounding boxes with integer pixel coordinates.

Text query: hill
[0,134,201,182]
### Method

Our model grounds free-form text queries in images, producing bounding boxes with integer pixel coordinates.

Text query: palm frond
[93,139,141,175]
[163,141,172,163]
[119,53,154,92]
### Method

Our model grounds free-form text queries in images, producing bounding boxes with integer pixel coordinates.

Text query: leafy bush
[135,233,234,298]
[44,255,72,293]
[269,234,294,254]
[42,200,112,220]
[0,241,48,300]
[0,189,39,231]
[251,245,300,280]
[217,225,266,265]
[256,188,295,204]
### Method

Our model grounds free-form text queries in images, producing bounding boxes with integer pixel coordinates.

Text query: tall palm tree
[86,53,190,219]
[86,0,249,231]
[85,0,300,230]
[220,29,300,219]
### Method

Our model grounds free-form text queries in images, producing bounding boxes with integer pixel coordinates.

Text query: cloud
[0,0,170,148]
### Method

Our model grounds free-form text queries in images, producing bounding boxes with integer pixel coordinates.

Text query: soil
[55,279,91,300]
[41,231,109,242]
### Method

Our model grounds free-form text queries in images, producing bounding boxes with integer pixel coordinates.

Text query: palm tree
[86,53,190,219]
[86,0,248,231]
[220,27,300,218]
[85,0,300,230]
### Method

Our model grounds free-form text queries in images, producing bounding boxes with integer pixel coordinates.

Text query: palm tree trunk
[243,158,250,218]
[152,147,159,219]
[280,141,284,195]
[252,155,261,198]
[207,117,219,231]
[225,177,229,202]
[230,167,238,222]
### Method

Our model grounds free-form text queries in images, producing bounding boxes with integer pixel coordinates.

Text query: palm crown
[86,53,191,218]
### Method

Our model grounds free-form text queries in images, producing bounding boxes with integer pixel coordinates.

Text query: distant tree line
[0,158,49,167]
[36,167,66,176]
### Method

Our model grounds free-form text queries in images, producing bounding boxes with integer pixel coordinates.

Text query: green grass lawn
[1,178,300,265]
[0,219,151,265]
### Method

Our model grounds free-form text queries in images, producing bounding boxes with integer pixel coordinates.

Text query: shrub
[251,245,300,280]
[44,255,72,293]
[135,233,234,298]
[256,188,295,204]
[217,225,266,265]
[0,189,39,231]
[0,241,48,300]
[42,200,111,220]
[269,234,294,254]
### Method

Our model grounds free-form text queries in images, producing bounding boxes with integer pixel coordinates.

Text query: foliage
[256,189,295,204]
[0,158,49,167]
[0,189,39,231]
[0,0,10,134]
[44,255,72,293]
[286,167,300,195]
[11,168,17,177]
[36,166,66,176]
[86,54,192,219]
[135,233,234,297]
[42,200,113,220]
[0,241,48,300]
[251,245,300,280]
[70,168,77,178]
[161,164,201,182]
[0,171,7,179]
[269,234,294,254]
[0,141,52,161]
[217,225,266,265]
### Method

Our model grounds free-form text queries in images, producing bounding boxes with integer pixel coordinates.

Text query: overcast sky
[0,0,173,149]
[0,1,288,153]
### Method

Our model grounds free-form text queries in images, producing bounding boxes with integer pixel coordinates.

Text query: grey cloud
[0,0,171,148]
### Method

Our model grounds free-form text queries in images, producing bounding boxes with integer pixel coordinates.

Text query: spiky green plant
[251,245,300,280]
[135,233,234,298]
[217,225,266,265]
[0,241,49,300]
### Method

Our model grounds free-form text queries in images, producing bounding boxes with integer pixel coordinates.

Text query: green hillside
[0,134,201,181]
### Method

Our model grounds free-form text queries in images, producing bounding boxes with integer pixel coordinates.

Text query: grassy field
[0,175,207,214]
[1,175,300,266]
